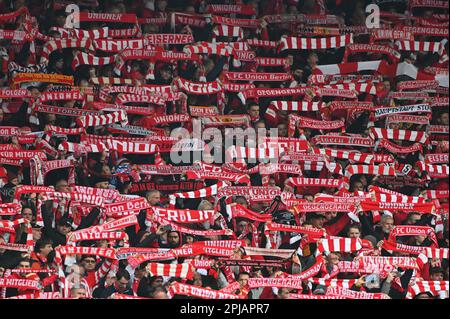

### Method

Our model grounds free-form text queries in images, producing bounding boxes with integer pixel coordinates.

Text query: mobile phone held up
[364,274,380,289]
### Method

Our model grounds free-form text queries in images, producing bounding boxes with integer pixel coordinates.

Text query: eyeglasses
[83,259,96,264]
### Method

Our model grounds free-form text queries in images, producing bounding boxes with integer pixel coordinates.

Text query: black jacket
[42,201,101,247]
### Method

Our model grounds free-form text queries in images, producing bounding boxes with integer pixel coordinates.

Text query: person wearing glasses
[77,255,115,292]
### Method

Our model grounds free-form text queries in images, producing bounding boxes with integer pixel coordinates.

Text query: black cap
[90,175,110,187]
[58,216,73,228]
[30,222,43,229]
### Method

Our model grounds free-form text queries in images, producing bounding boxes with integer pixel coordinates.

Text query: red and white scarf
[311,134,375,147]
[146,263,194,280]
[213,25,244,39]
[343,43,401,62]
[56,246,116,259]
[279,34,353,51]
[386,114,430,126]
[316,237,362,255]
[150,207,215,224]
[71,51,115,69]
[395,40,448,63]
[168,181,228,208]
[206,4,255,15]
[0,278,40,291]
[406,281,449,299]
[327,286,390,299]
[41,39,93,64]
[313,148,374,165]
[417,161,449,178]
[369,128,429,144]
[168,282,241,299]
[287,177,343,189]
[374,103,431,119]
[309,278,357,289]
[265,101,324,122]
[377,138,423,154]
[389,225,437,245]
[176,77,223,95]
[76,110,128,128]
[360,200,435,214]
[293,202,356,215]
[313,60,388,75]
[224,71,292,82]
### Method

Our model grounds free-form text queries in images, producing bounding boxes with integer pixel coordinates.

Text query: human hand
[376,240,384,249]
[355,275,367,288]
[386,271,396,283]
[155,225,167,236]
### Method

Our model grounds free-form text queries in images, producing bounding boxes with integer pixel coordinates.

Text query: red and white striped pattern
[213,25,244,39]
[422,247,449,259]
[266,101,325,122]
[90,77,136,85]
[322,83,377,95]
[315,148,374,164]
[183,42,234,57]
[417,161,449,177]
[407,281,449,299]
[41,39,93,64]
[72,52,116,69]
[395,40,448,63]
[345,164,396,178]
[369,127,429,144]
[272,100,324,112]
[316,237,363,255]
[294,161,342,175]
[423,190,449,199]
[52,26,109,39]
[146,263,194,280]
[168,181,229,207]
[308,278,358,289]
[314,60,387,75]
[373,193,425,204]
[77,110,128,127]
[279,34,353,51]
[72,27,110,39]
[219,41,249,51]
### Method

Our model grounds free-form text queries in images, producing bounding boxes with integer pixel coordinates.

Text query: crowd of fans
[0,0,449,299]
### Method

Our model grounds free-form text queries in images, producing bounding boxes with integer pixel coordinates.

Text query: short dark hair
[430,267,444,275]
[80,255,96,262]
[116,269,131,281]
[17,258,31,266]
[238,271,250,278]
[34,238,53,253]
[21,205,34,213]
[347,225,361,233]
